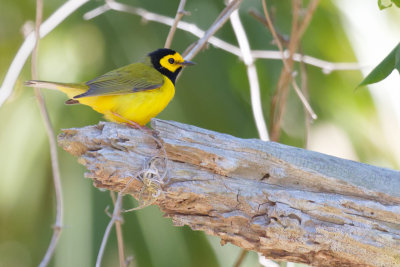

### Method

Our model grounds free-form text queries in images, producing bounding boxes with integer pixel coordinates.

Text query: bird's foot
[124,122,159,138]
[111,112,159,138]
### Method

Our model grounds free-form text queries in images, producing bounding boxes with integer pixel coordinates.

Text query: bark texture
[57,119,400,267]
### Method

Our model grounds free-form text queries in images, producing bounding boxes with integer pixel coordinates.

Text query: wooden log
[57,119,400,267]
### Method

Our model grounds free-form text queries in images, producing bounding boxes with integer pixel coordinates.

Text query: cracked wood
[57,119,400,267]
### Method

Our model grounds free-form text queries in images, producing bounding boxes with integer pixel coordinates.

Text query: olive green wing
[74,63,164,98]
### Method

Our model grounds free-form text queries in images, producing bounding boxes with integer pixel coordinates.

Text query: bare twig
[31,0,43,81]
[262,1,287,141]
[110,192,126,267]
[182,0,243,60]
[0,0,89,108]
[164,0,187,48]
[84,0,242,60]
[83,1,238,57]
[83,3,111,19]
[299,49,311,148]
[251,50,361,73]
[230,7,269,141]
[233,249,248,267]
[96,193,123,267]
[261,1,286,61]
[262,0,319,141]
[268,0,300,141]
[280,0,319,137]
[29,1,64,266]
[297,0,320,38]
[291,80,317,120]
[248,9,289,46]
[82,1,360,72]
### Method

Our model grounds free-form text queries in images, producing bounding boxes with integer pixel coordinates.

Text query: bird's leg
[111,112,159,138]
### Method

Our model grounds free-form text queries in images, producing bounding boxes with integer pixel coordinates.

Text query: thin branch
[88,0,243,74]
[96,193,123,267]
[164,0,187,48]
[291,80,317,120]
[230,7,269,141]
[29,1,64,266]
[268,0,301,141]
[263,0,289,141]
[280,0,319,132]
[299,48,311,148]
[251,50,361,73]
[289,0,301,54]
[0,0,89,108]
[248,9,289,46]
[110,192,126,267]
[233,249,248,267]
[262,0,319,141]
[84,1,240,57]
[262,1,286,61]
[182,0,243,60]
[83,3,111,20]
[31,0,42,81]
[297,0,320,38]
[84,0,243,60]
[82,1,360,72]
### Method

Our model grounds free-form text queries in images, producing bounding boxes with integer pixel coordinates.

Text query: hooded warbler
[25,48,194,125]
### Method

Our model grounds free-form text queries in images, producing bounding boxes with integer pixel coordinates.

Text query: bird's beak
[178,60,196,66]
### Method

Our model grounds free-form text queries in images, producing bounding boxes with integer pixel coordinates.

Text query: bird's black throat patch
[149,48,181,84]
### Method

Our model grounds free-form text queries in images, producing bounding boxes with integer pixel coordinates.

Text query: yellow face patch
[159,52,185,73]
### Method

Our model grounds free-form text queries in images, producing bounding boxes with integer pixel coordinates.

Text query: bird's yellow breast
[64,76,175,125]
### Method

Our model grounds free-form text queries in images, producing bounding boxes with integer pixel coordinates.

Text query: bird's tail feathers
[24,80,78,90]
[25,80,57,90]
[24,80,88,99]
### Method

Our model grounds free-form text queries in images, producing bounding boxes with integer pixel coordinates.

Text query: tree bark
[57,119,400,267]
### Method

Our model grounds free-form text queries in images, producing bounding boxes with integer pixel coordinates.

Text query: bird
[25,48,194,127]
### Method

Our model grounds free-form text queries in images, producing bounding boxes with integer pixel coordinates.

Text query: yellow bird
[25,48,194,126]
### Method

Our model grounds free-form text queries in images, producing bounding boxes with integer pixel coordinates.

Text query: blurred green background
[1,0,399,266]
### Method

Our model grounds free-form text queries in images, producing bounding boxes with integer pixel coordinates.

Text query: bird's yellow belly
[76,76,175,125]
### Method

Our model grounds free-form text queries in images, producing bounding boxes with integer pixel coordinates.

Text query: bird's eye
[168,58,175,64]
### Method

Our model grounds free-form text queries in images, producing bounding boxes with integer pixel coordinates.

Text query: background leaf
[359,43,400,86]
[392,0,400,7]
[395,42,400,72]
[378,0,393,10]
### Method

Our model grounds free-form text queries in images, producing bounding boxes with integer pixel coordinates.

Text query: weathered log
[57,119,400,267]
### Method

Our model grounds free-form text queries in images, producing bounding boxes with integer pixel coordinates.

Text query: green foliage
[359,42,400,86]
[378,0,400,10]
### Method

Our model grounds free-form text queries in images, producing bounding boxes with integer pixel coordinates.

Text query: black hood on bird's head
[148,48,182,84]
